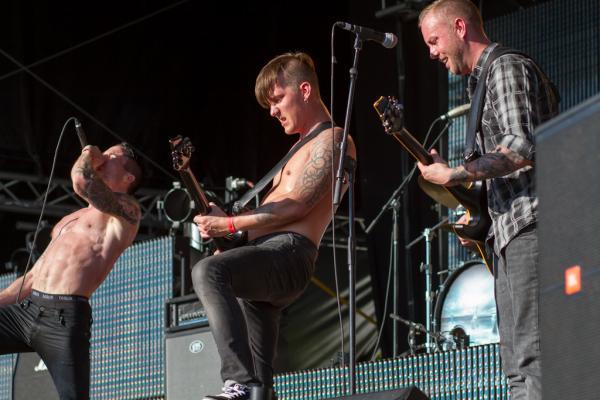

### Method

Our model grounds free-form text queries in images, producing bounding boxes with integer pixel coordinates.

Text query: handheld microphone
[440,103,471,121]
[73,118,88,148]
[336,22,398,49]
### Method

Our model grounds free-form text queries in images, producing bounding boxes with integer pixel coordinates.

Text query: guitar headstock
[169,135,194,171]
[373,96,405,135]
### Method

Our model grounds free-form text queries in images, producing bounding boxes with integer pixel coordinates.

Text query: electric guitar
[373,96,492,271]
[169,135,247,252]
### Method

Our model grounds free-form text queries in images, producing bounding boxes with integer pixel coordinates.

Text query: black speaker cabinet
[537,93,600,400]
[12,352,59,400]
[328,387,428,400]
[165,326,222,399]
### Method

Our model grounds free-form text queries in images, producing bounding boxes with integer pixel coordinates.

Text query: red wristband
[227,216,237,234]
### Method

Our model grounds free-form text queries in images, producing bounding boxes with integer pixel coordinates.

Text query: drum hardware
[406,217,448,353]
[390,313,447,355]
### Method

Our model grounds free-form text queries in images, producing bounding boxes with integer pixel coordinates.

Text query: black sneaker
[203,383,250,400]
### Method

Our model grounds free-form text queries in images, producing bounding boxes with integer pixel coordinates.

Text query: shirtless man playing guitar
[0,143,141,399]
[192,52,356,400]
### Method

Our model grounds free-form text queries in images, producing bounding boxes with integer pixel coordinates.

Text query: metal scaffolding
[0,171,167,229]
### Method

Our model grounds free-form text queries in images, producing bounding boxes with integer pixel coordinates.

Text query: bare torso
[31,204,137,298]
[248,128,356,247]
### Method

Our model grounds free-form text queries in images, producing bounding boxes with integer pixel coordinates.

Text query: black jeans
[0,290,93,400]
[192,232,318,388]
[494,224,541,400]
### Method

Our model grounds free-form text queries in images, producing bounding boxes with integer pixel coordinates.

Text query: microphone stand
[389,313,447,351]
[332,34,362,396]
[365,165,417,358]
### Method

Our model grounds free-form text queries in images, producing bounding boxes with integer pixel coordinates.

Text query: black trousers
[192,231,318,388]
[0,290,92,400]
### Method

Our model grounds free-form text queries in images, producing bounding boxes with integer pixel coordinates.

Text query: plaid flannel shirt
[468,43,559,255]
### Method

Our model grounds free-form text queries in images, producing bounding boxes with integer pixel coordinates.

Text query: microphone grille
[383,33,398,49]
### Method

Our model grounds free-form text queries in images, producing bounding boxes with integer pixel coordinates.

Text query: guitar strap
[463,43,558,162]
[232,121,333,214]
[463,44,527,162]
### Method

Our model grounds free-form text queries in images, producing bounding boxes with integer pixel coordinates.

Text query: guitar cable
[14,117,78,304]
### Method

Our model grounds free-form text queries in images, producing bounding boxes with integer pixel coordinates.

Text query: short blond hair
[419,0,484,29]
[255,52,320,109]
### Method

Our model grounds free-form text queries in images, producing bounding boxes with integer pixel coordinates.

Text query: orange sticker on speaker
[565,265,581,295]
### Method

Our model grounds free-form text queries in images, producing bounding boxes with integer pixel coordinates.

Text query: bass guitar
[169,135,247,252]
[373,96,492,271]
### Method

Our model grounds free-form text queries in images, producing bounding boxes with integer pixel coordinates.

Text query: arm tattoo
[87,183,140,225]
[462,152,518,181]
[449,167,470,184]
[298,135,334,207]
[75,157,140,224]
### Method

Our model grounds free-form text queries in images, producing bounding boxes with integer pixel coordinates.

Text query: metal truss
[0,171,168,229]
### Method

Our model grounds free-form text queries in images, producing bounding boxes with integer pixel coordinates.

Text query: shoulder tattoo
[298,133,335,207]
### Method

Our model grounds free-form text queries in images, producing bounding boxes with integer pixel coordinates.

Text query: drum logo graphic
[189,339,205,354]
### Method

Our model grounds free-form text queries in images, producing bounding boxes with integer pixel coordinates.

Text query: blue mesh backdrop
[89,236,173,399]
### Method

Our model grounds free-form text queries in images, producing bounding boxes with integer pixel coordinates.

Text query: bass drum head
[434,260,498,348]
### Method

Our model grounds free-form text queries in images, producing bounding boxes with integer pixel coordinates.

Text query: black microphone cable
[329,21,347,366]
[14,117,79,304]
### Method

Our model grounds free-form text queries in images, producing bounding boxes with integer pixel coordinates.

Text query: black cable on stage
[14,117,78,304]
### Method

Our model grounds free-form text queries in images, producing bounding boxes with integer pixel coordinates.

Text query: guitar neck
[178,168,211,215]
[391,128,433,165]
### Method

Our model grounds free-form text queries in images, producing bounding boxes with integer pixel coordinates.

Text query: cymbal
[417,176,460,209]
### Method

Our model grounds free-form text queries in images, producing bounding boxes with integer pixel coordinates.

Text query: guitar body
[445,180,491,243]
[170,135,248,252]
[374,96,493,271]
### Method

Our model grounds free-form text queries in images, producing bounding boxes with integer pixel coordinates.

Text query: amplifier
[165,293,208,333]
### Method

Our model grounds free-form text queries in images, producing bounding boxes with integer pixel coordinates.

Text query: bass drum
[434,260,498,349]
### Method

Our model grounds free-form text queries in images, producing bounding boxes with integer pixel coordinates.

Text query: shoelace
[220,384,248,399]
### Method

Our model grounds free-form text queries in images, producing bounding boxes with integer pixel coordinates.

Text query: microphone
[440,103,471,121]
[336,22,398,49]
[73,118,88,148]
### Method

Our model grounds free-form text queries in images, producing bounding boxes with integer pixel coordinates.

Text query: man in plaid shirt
[417,1,559,399]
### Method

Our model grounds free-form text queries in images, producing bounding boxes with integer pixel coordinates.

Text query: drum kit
[397,206,499,354]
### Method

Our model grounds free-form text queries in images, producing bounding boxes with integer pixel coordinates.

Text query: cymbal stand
[406,217,448,353]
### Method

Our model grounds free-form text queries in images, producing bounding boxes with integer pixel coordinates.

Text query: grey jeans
[192,231,317,388]
[494,224,541,400]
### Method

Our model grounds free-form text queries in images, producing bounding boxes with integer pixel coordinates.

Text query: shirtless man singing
[192,52,357,400]
[0,143,142,399]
